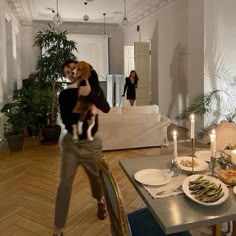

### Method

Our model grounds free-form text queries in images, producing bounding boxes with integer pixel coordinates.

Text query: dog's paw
[78,122,83,135]
[72,136,79,143]
[87,136,94,142]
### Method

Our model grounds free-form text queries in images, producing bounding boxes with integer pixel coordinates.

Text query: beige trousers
[54,132,103,228]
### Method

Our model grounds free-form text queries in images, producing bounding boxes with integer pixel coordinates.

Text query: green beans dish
[188,176,224,203]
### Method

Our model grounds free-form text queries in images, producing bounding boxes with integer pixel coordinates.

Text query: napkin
[143,175,186,199]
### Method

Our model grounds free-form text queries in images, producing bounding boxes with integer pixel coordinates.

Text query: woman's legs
[129,99,135,106]
[54,134,80,234]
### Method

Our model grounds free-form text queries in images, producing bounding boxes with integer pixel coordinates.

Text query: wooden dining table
[119,155,236,236]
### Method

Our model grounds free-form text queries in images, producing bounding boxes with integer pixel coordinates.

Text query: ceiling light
[52,0,63,27]
[122,0,128,25]
[103,13,107,36]
[83,2,89,22]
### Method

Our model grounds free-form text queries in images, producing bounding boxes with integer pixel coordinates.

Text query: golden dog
[72,61,98,142]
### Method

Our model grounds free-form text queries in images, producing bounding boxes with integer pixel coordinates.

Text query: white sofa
[98,105,171,151]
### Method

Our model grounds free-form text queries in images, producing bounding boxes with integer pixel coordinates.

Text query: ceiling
[7,0,176,25]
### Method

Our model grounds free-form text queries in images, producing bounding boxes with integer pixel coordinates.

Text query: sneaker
[97,201,107,220]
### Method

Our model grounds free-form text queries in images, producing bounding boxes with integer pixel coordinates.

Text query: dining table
[119,155,236,236]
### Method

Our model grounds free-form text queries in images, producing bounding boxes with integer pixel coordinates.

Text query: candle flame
[173,130,177,136]
[210,134,215,142]
[190,113,194,121]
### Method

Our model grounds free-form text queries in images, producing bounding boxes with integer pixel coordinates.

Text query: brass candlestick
[191,138,195,174]
[211,156,216,177]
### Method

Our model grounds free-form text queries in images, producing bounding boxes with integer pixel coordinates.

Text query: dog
[71,61,98,142]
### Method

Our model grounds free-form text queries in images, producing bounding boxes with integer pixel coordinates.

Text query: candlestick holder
[210,156,218,178]
[191,138,195,174]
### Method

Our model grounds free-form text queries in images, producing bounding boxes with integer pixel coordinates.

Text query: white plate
[233,186,236,195]
[182,174,229,206]
[176,156,208,172]
[224,150,234,156]
[195,150,221,162]
[134,169,171,186]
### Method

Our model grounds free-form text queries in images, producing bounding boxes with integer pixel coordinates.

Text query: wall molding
[21,20,120,35]
[8,0,177,28]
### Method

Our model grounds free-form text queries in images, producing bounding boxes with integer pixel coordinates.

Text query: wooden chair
[97,157,191,236]
[215,121,236,151]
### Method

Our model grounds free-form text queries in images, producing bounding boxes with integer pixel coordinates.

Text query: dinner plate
[134,169,171,186]
[233,186,236,195]
[182,174,229,206]
[195,150,221,162]
[176,156,208,172]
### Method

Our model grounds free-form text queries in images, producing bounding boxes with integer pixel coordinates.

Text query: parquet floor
[0,137,213,236]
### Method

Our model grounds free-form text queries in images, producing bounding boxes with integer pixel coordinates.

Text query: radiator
[0,113,8,142]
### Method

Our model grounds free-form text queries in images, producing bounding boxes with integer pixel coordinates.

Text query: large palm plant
[33,24,77,126]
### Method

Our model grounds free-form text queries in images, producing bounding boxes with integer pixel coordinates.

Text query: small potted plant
[14,75,51,137]
[1,102,26,152]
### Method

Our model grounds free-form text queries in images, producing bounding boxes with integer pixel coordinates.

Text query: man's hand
[79,80,91,96]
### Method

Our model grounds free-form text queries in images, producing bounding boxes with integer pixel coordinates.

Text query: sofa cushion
[122,105,159,115]
[99,107,122,117]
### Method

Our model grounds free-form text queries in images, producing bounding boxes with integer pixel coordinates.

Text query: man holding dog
[53,60,110,236]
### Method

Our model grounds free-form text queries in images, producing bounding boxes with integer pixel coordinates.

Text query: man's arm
[87,70,110,113]
[59,90,78,126]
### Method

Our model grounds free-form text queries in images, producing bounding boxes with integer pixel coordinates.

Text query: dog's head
[72,61,91,80]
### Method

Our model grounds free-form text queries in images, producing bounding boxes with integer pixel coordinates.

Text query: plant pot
[27,126,40,137]
[6,133,24,152]
[41,125,61,145]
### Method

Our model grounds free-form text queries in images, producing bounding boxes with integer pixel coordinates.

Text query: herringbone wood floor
[0,137,213,236]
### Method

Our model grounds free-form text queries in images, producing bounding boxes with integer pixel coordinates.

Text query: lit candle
[231,150,236,165]
[190,114,195,139]
[173,130,177,157]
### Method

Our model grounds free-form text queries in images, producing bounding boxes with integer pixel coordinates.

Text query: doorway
[124,42,151,106]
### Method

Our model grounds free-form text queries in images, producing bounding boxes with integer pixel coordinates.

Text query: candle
[173,130,177,157]
[231,150,236,165]
[212,129,216,155]
[190,114,195,139]
[210,133,216,158]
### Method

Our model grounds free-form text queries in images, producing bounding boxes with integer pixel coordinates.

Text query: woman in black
[122,70,139,106]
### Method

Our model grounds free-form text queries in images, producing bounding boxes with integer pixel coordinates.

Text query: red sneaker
[97,202,107,220]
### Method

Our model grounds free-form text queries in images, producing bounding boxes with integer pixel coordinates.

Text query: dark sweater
[59,70,110,139]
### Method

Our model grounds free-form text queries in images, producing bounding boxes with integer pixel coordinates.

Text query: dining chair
[97,157,192,236]
[215,121,236,150]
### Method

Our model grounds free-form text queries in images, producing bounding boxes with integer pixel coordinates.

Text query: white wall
[156,0,188,120]
[20,26,41,79]
[68,34,109,81]
[0,0,21,106]
[188,0,204,130]
[109,28,124,74]
[204,0,236,126]
[124,0,189,122]
[20,23,124,81]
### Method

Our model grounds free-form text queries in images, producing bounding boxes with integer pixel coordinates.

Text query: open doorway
[124,42,151,106]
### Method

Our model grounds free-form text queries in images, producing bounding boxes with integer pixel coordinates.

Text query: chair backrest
[97,157,132,236]
[215,121,236,150]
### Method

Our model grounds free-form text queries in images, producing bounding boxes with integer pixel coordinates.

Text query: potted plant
[176,89,236,141]
[33,24,77,143]
[14,75,51,137]
[1,102,26,152]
